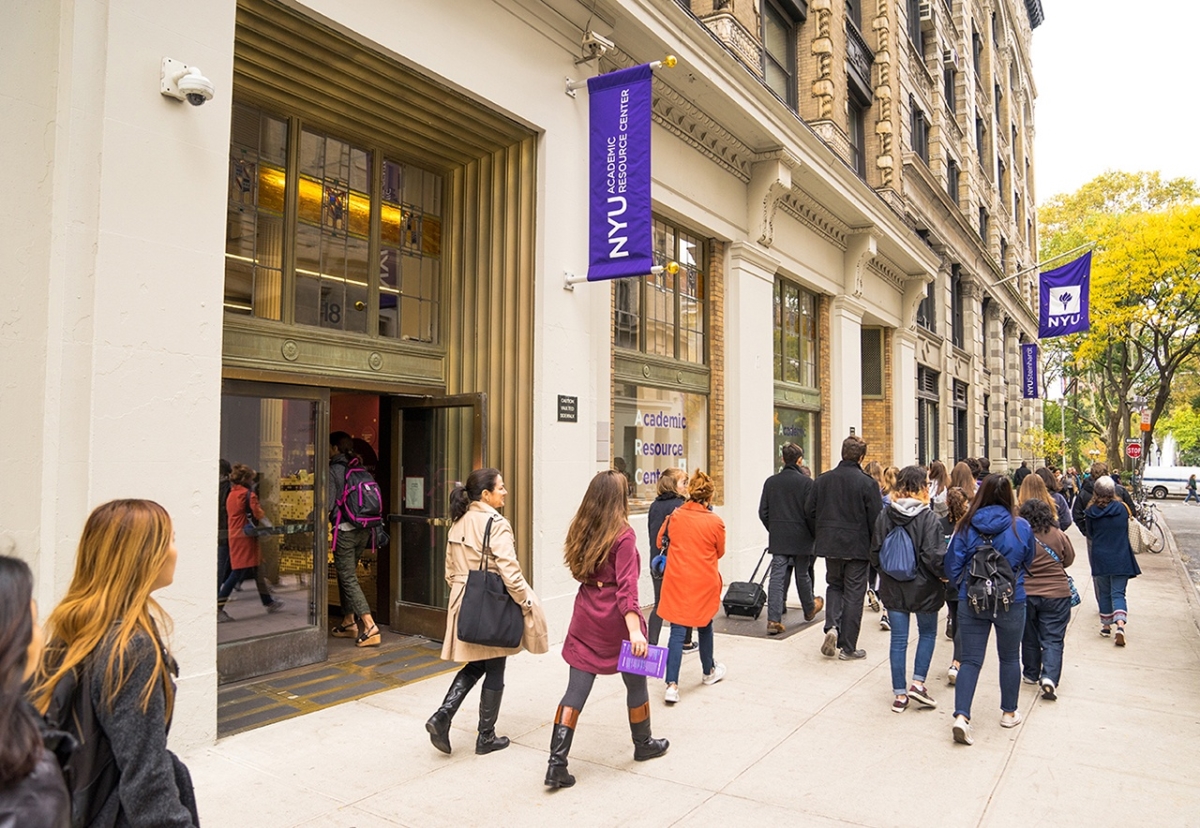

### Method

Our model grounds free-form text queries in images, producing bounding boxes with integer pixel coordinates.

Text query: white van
[1139,466,1200,499]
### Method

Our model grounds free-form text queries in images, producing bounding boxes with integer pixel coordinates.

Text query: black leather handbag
[456,517,524,648]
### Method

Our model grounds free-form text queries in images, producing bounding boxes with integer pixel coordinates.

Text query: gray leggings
[558,666,649,711]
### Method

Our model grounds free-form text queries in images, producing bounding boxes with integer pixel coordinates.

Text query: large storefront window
[225,103,443,342]
[613,217,706,364]
[773,277,817,387]
[614,384,708,510]
[773,407,818,471]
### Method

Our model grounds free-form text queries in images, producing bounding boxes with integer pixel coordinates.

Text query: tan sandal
[331,620,358,638]
[356,625,381,647]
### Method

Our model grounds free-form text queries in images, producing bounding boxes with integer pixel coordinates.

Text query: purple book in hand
[617,640,668,679]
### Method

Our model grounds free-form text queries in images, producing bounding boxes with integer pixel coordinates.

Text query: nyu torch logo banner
[1038,251,1092,338]
[587,64,653,282]
[1022,342,1039,399]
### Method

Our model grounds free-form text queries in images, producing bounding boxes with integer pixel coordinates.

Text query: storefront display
[614,383,708,510]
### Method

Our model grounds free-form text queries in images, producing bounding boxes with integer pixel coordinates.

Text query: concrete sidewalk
[184,519,1200,827]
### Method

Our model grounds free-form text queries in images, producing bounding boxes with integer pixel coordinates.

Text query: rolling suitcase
[722,548,770,619]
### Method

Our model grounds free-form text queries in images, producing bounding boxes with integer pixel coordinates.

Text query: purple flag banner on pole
[1021,342,1039,399]
[1038,251,1091,338]
[587,64,653,282]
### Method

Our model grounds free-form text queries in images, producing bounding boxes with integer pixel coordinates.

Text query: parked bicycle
[1134,499,1166,554]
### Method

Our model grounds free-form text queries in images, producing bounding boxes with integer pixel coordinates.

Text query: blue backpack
[879,524,918,581]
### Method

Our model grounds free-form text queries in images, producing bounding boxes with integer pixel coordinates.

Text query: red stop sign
[1126,442,1143,459]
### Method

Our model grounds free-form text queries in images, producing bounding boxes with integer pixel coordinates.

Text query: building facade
[4,0,1041,746]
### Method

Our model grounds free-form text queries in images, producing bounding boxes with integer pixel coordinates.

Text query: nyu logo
[1048,285,1080,316]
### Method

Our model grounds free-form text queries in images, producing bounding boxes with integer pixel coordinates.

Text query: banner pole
[994,242,1095,287]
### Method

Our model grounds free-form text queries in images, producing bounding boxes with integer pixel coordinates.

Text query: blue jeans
[1185,490,1198,503]
[953,602,1027,719]
[1021,595,1071,685]
[665,621,714,684]
[1093,575,1129,625]
[888,611,938,695]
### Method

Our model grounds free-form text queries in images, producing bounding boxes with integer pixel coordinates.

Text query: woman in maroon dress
[544,470,669,789]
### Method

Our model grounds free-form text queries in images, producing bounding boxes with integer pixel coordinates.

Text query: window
[950,264,965,348]
[952,380,969,461]
[917,365,940,465]
[982,393,991,458]
[907,0,925,51]
[774,407,819,474]
[991,11,999,43]
[224,103,444,342]
[947,157,960,205]
[975,116,986,156]
[994,83,1002,109]
[614,217,707,364]
[1000,237,1008,271]
[773,277,819,388]
[848,97,867,177]
[972,27,982,74]
[847,0,863,29]
[862,327,884,397]
[1014,192,1021,228]
[979,207,989,241]
[910,96,930,164]
[613,384,708,509]
[762,0,798,109]
[944,67,956,115]
[917,278,936,333]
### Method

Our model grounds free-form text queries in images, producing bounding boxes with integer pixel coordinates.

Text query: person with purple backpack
[328,432,381,647]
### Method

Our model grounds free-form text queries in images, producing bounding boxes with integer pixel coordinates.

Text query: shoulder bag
[456,517,524,648]
[1036,538,1081,607]
[650,514,673,576]
[1123,503,1151,555]
[242,491,261,537]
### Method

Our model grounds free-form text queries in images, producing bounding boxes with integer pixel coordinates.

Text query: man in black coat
[759,443,823,635]
[1013,461,1031,488]
[806,435,883,660]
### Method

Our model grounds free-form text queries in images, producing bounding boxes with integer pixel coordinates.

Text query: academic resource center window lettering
[225,103,442,343]
[613,216,710,510]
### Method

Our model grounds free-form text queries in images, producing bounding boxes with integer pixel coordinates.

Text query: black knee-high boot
[426,671,479,754]
[475,687,510,755]
[544,705,578,789]
[628,702,669,761]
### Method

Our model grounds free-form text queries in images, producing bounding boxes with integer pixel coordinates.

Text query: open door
[386,393,485,638]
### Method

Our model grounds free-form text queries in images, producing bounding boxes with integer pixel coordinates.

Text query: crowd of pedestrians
[0,445,1148,819]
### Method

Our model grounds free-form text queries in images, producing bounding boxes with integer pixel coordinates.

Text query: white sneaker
[664,684,680,704]
[702,662,727,686]
[1000,710,1023,729]
[947,663,959,685]
[821,627,839,657]
[952,715,973,745]
[1039,678,1057,700]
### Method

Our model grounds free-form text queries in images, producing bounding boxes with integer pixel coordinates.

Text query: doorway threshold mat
[218,634,457,737]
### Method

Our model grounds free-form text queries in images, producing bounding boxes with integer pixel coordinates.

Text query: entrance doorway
[217,382,483,684]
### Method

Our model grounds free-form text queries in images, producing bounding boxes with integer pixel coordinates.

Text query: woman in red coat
[218,463,283,620]
[544,470,668,789]
[657,470,726,704]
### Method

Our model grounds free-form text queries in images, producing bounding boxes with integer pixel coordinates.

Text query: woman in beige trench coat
[426,468,548,755]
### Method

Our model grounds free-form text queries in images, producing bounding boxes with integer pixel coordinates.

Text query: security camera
[161,57,215,106]
[579,30,615,62]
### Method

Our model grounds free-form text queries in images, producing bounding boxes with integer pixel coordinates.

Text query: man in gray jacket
[759,443,823,634]
[806,435,883,660]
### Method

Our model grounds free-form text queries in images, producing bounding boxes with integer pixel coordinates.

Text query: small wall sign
[557,395,578,423]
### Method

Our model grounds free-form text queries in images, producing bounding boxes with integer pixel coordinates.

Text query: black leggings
[458,657,506,691]
[558,666,648,711]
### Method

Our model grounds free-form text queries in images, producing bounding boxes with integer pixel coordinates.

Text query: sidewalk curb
[1154,511,1200,637]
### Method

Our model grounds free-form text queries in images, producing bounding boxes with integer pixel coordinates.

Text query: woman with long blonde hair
[949,461,977,499]
[1018,473,1059,523]
[657,470,727,704]
[928,460,951,518]
[545,470,668,789]
[35,499,198,827]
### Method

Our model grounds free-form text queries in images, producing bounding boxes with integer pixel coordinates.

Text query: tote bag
[456,517,524,648]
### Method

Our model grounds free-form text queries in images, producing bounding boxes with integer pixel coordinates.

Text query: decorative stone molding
[902,274,934,330]
[868,255,905,291]
[700,12,763,71]
[808,119,853,167]
[651,80,753,183]
[844,231,878,299]
[749,152,800,247]
[872,1,895,187]
[810,0,835,119]
[780,188,851,250]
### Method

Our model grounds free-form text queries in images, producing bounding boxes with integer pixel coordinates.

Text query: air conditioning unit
[919,0,934,22]
[943,46,961,70]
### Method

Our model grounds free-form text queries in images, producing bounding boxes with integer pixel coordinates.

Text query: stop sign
[1126,442,1143,459]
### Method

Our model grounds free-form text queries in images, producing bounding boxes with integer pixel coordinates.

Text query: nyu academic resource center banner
[1038,251,1092,338]
[587,64,653,282]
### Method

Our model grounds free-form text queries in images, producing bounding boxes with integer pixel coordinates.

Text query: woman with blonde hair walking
[426,468,547,756]
[658,470,727,704]
[949,461,977,499]
[544,470,668,789]
[34,499,198,826]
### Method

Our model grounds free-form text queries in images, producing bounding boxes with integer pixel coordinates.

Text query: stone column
[829,295,866,441]
[724,242,781,564]
[1002,318,1021,472]
[961,277,985,457]
[985,301,1005,463]
[894,328,919,464]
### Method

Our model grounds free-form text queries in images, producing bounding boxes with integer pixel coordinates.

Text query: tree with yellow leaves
[1038,172,1200,468]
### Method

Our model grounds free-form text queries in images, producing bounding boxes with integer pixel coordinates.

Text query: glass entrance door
[386,394,484,638]
[218,381,329,683]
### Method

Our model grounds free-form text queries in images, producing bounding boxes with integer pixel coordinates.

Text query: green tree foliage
[1039,172,1200,468]
[1158,403,1200,465]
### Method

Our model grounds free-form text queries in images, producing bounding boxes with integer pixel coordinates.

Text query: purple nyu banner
[1021,342,1039,399]
[587,64,653,282]
[1038,251,1091,338]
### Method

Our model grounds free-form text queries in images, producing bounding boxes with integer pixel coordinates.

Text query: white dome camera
[161,57,214,106]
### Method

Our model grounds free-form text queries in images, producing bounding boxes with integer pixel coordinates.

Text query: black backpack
[964,533,1017,617]
[43,662,118,828]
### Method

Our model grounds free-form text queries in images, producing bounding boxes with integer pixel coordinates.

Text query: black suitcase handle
[748,548,770,584]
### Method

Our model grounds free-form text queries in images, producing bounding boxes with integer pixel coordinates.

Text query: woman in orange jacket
[656,470,726,704]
